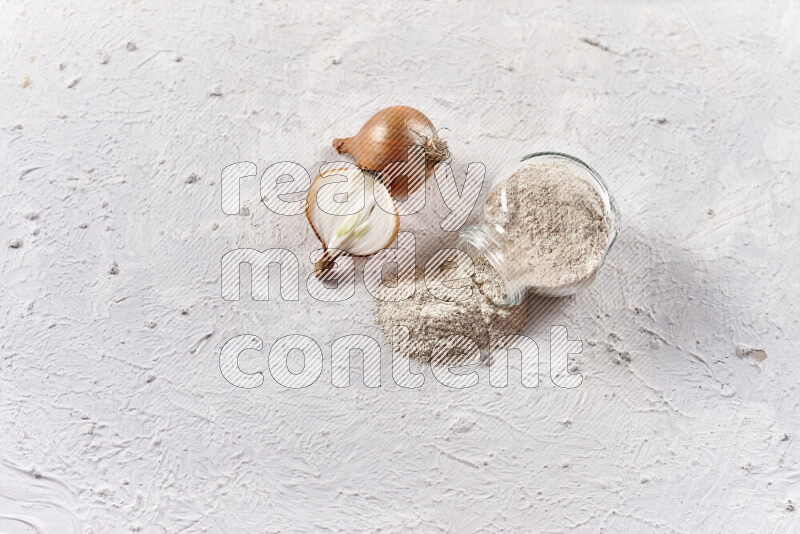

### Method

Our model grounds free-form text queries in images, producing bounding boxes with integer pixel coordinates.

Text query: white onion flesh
[306,167,399,256]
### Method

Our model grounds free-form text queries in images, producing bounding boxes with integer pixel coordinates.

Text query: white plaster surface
[2,1,800,532]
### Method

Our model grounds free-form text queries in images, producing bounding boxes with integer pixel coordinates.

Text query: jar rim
[457,224,526,308]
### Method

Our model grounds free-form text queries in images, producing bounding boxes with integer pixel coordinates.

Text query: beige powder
[484,159,610,290]
[374,266,527,362]
[374,158,609,362]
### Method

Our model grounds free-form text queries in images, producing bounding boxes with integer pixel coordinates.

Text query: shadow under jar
[457,152,621,307]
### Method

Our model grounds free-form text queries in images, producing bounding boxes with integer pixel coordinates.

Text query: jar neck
[458,224,526,307]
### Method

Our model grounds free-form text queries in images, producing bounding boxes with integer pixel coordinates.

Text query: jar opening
[457,225,525,308]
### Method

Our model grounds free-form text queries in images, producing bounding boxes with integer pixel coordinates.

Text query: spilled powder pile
[374,266,527,362]
[485,160,610,290]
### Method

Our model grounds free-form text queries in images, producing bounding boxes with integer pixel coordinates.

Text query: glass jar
[457,152,621,307]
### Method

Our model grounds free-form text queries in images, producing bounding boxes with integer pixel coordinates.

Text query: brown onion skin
[333,106,443,172]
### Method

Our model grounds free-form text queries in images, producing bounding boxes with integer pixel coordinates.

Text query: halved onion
[305,167,400,258]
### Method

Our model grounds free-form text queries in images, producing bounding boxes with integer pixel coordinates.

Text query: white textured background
[2,1,799,532]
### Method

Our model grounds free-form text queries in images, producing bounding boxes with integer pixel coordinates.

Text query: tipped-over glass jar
[458,152,620,307]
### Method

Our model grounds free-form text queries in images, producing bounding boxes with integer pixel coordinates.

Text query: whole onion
[333,106,449,173]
